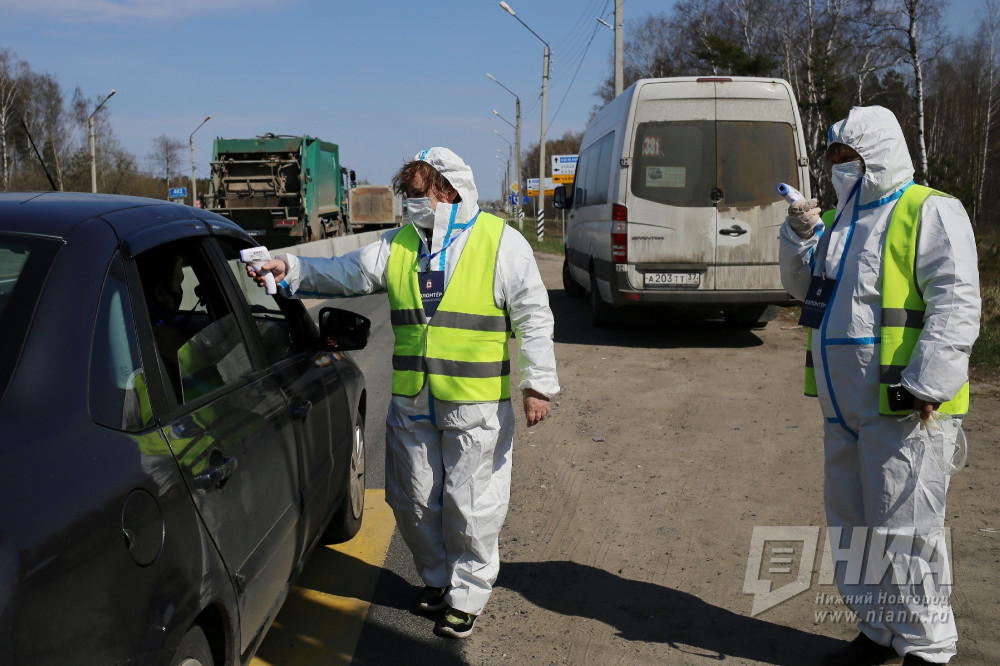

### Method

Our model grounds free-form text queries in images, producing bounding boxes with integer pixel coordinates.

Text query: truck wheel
[590,272,617,326]
[322,414,366,544]
[563,257,585,297]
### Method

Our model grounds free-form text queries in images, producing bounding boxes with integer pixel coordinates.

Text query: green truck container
[208,133,356,248]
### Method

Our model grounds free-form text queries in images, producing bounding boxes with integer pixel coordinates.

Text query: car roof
[0,191,241,239]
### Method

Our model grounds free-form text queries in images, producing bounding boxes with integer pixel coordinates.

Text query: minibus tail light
[611,210,628,264]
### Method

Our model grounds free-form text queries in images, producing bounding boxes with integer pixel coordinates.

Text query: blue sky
[0,0,986,200]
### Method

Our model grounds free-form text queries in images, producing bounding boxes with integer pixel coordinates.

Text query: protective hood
[827,106,915,206]
[413,146,480,232]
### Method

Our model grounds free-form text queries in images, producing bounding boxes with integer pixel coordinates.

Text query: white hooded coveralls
[275,147,559,616]
[779,107,980,662]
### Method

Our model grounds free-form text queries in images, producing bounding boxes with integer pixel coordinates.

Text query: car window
[0,233,62,401]
[135,239,253,405]
[215,236,311,366]
[631,120,716,207]
[631,120,799,209]
[591,132,614,205]
[718,121,799,207]
[573,151,589,206]
[90,252,154,432]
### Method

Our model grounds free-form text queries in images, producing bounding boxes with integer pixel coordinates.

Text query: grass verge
[504,217,565,255]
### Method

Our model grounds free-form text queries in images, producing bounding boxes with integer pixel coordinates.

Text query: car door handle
[719,225,748,237]
[290,399,312,421]
[192,455,238,491]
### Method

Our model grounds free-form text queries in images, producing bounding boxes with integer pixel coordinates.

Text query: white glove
[786,198,821,238]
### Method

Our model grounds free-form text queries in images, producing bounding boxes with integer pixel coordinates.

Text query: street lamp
[487,72,523,230]
[89,89,116,193]
[499,1,549,241]
[495,133,513,214]
[190,115,212,207]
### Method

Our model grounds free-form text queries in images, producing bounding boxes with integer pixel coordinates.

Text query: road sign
[551,154,578,176]
[169,187,187,200]
[552,173,575,184]
[526,178,555,196]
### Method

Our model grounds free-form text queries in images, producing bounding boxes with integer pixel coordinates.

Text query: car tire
[322,414,366,544]
[590,271,617,326]
[171,626,213,666]
[563,257,585,297]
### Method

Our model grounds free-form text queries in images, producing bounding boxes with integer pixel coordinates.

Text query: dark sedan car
[0,192,369,665]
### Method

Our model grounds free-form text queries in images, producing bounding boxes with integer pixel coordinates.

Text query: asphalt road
[305,293,471,664]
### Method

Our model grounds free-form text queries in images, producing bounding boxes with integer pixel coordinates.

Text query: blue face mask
[831,160,864,202]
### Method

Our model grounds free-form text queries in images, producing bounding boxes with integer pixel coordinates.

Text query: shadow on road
[497,560,841,666]
[548,288,770,350]
[353,560,469,665]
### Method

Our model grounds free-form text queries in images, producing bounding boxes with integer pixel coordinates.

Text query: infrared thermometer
[777,182,804,205]
[240,247,277,295]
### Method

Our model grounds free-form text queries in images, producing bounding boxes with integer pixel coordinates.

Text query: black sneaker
[434,607,477,639]
[821,632,897,666]
[417,586,449,612]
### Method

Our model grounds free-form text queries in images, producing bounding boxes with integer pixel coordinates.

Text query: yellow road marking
[251,489,395,665]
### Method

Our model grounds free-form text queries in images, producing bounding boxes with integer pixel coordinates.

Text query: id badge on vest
[798,275,836,329]
[419,271,444,318]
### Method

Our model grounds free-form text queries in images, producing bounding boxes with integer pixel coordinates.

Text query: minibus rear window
[630,120,799,208]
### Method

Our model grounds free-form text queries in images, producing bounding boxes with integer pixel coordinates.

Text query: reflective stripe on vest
[387,215,512,401]
[879,184,969,415]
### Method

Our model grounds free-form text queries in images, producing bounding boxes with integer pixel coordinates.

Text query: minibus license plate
[644,272,701,287]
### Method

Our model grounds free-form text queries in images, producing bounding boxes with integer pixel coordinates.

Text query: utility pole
[189,115,211,207]
[89,89,116,193]
[615,0,623,97]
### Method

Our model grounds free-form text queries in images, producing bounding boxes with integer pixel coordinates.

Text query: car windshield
[0,232,63,400]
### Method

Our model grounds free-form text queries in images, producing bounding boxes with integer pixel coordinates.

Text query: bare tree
[879,0,949,184]
[148,135,184,189]
[17,71,71,190]
[974,0,1000,225]
[0,49,24,190]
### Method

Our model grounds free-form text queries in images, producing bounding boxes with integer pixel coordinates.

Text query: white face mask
[831,160,864,202]
[406,197,435,228]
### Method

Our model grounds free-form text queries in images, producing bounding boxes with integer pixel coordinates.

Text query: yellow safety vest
[387,214,512,401]
[803,187,971,416]
[879,184,969,415]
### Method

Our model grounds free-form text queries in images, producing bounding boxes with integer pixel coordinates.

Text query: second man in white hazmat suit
[779,107,980,665]
[249,147,559,639]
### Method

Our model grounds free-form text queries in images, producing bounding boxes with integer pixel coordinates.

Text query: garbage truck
[208,133,356,248]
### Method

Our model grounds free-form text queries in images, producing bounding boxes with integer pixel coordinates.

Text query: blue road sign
[169,187,187,199]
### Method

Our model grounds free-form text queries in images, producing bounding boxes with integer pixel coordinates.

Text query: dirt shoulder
[462,252,999,665]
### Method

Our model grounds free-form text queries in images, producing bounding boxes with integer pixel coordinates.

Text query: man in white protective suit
[248,147,559,639]
[779,106,981,665]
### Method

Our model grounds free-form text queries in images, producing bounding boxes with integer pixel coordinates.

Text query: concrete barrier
[275,229,386,259]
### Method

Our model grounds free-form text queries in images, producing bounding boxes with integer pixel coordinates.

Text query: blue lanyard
[417,210,480,270]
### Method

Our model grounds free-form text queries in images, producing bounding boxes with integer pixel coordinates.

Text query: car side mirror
[318,307,371,351]
[553,184,571,209]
